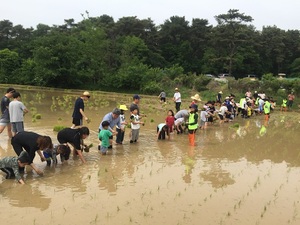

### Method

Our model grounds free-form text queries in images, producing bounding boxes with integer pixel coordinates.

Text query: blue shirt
[99,112,121,132]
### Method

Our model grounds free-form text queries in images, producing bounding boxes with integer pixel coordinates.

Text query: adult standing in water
[216,91,223,106]
[98,108,122,148]
[287,91,295,110]
[0,87,15,138]
[11,131,53,175]
[129,94,146,117]
[173,88,181,112]
[71,91,90,128]
[57,126,90,163]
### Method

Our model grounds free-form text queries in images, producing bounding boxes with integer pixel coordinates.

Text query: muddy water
[1,85,300,225]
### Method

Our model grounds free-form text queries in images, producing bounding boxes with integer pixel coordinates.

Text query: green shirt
[98,129,112,147]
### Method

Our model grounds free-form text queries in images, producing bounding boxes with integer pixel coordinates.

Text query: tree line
[1,9,300,94]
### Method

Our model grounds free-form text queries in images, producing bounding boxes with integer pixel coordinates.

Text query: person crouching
[0,150,30,184]
[157,123,170,140]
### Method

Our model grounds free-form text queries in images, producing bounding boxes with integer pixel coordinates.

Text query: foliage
[0,9,300,99]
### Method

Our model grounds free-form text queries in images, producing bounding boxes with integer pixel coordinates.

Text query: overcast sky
[1,0,300,30]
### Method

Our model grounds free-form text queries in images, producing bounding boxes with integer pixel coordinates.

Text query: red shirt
[165,116,175,127]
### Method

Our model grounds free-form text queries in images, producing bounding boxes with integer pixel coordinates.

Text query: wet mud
[0,86,300,225]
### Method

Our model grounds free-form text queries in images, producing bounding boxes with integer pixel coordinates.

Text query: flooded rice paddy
[0,85,300,225]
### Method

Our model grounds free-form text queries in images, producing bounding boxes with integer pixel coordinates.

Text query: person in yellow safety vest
[263,99,271,121]
[239,97,247,118]
[280,98,287,112]
[186,104,198,146]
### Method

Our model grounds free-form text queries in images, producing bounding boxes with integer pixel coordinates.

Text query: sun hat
[119,105,128,111]
[219,91,223,94]
[175,87,179,91]
[82,91,90,98]
[133,94,141,100]
[191,94,201,102]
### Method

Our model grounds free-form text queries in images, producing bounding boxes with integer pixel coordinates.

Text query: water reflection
[182,146,197,183]
[1,86,300,224]
[1,184,51,211]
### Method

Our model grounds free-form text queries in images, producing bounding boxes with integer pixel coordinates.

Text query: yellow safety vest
[264,101,271,114]
[188,113,198,130]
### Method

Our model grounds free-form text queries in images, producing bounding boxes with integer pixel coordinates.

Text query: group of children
[98,101,145,155]
[155,89,279,146]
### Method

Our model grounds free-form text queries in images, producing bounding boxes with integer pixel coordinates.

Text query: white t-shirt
[173,92,181,103]
[258,99,264,106]
[9,100,26,122]
[130,114,140,130]
[157,123,166,132]
[174,117,184,126]
[117,114,126,129]
[218,106,228,116]
[200,111,208,121]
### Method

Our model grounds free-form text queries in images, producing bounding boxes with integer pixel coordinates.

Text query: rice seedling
[34,114,42,119]
[53,125,68,132]
[93,214,99,223]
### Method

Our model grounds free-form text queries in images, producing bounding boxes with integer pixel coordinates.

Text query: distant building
[278,73,286,79]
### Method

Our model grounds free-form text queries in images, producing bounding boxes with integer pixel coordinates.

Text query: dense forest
[1,9,300,94]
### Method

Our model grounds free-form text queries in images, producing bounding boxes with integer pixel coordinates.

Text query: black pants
[175,102,181,112]
[157,127,166,140]
[116,128,124,144]
[1,168,15,179]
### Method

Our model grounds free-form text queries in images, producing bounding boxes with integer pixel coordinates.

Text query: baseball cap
[133,94,141,100]
[189,104,198,109]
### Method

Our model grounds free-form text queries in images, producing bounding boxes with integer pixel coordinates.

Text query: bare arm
[30,163,44,175]
[19,179,25,184]
[23,108,29,114]
[76,149,86,163]
[79,108,88,121]
[37,150,46,162]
